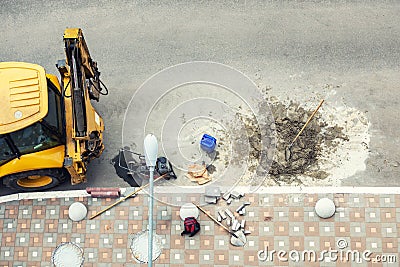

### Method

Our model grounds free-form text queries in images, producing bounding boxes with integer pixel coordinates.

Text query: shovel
[285,99,324,161]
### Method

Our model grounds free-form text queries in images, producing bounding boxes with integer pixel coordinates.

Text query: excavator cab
[0,29,107,191]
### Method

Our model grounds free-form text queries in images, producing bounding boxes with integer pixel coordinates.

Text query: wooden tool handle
[290,99,324,146]
[89,174,167,220]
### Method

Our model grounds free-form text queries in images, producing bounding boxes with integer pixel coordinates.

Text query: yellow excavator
[0,28,107,191]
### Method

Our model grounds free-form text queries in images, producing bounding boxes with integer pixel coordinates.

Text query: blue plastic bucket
[200,134,217,153]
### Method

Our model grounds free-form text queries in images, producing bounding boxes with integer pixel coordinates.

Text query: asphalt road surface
[1,0,399,195]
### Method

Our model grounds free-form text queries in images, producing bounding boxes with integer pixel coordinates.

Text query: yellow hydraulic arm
[57,28,107,184]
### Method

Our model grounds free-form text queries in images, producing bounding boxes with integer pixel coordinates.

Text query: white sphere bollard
[315,198,336,219]
[68,202,88,222]
[179,203,199,221]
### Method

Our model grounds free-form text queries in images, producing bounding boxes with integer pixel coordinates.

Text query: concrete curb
[0,190,90,204]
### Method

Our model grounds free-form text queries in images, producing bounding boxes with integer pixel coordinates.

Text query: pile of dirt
[235,100,349,184]
[269,101,349,179]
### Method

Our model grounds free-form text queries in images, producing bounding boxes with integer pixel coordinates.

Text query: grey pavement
[0,0,399,194]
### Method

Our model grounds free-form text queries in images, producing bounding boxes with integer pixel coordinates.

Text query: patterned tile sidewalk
[0,192,399,266]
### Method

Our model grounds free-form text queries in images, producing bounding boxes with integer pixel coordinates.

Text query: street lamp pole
[143,134,158,267]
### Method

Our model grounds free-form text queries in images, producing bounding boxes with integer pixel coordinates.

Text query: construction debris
[230,191,244,199]
[225,209,235,219]
[203,186,221,204]
[218,210,227,220]
[236,202,250,215]
[236,205,244,213]
[232,220,240,231]
[186,163,212,185]
[236,203,247,213]
[204,196,218,204]
[238,208,246,216]
[235,220,241,231]
[231,220,237,230]
[194,203,240,240]
[194,194,252,247]
[205,187,221,197]
[222,192,231,201]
